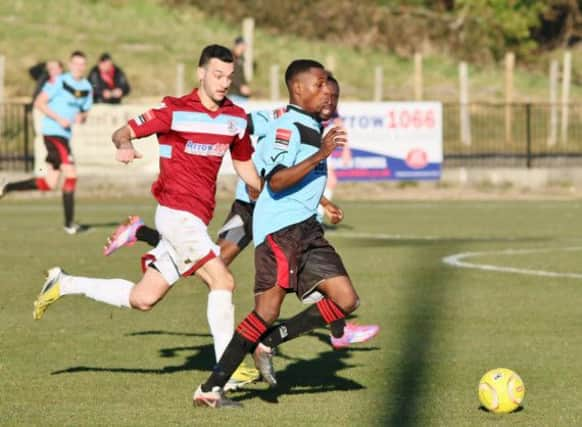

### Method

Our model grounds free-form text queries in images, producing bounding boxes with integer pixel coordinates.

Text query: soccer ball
[478,368,525,414]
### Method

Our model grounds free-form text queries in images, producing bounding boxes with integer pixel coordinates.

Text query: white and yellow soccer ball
[478,368,525,414]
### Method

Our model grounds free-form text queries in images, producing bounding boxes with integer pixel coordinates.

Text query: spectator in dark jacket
[88,53,130,104]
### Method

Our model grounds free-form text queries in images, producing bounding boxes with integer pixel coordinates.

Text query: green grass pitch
[2,197,582,426]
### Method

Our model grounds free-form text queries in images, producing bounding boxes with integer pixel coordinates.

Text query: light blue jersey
[41,73,93,139]
[253,105,326,246]
[235,108,286,203]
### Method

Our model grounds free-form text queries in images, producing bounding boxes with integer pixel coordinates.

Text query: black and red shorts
[44,135,74,169]
[254,215,348,299]
[217,200,255,250]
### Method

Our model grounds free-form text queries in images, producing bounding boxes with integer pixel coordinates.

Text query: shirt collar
[287,104,322,124]
[186,88,234,111]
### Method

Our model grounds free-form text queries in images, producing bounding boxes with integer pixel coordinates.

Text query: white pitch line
[442,246,582,279]
[332,231,443,240]
[329,231,556,242]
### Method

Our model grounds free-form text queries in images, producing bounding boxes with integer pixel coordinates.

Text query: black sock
[201,333,254,392]
[63,191,74,227]
[330,319,346,338]
[261,304,328,348]
[202,311,268,392]
[136,225,161,247]
[5,178,38,192]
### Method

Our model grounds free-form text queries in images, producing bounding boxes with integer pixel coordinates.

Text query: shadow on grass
[233,330,375,403]
[82,222,126,229]
[51,330,215,376]
[380,247,458,426]
[478,405,524,413]
[125,330,211,338]
[51,328,377,402]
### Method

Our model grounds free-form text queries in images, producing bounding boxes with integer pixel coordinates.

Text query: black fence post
[23,103,31,172]
[525,103,532,169]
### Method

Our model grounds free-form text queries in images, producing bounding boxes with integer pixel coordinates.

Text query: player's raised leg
[1,161,60,199]
[33,265,167,320]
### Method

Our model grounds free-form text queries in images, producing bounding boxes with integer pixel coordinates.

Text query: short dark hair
[99,52,112,62]
[198,44,234,67]
[285,59,324,89]
[70,50,86,59]
[327,72,339,90]
[234,36,245,45]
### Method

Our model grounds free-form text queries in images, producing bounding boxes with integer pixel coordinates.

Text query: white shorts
[141,205,220,285]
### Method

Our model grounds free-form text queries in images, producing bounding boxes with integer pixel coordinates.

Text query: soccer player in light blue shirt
[195,60,377,407]
[0,51,92,234]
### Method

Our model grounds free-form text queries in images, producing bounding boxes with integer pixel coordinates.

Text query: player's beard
[211,93,226,105]
[208,87,226,107]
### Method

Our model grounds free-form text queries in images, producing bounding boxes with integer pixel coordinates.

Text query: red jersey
[128,89,253,224]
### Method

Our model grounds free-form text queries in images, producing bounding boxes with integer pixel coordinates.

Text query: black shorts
[44,135,74,169]
[217,200,255,250]
[255,215,348,300]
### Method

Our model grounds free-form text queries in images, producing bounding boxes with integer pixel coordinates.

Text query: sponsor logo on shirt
[275,128,291,150]
[184,141,229,157]
[227,120,238,134]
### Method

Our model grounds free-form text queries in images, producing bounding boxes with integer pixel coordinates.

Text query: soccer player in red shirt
[32,45,262,386]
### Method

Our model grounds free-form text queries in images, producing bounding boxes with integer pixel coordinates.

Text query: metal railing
[0,103,33,172]
[443,103,582,168]
[1,102,581,172]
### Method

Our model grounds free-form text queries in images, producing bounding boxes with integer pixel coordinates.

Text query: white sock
[207,290,234,362]
[60,274,133,308]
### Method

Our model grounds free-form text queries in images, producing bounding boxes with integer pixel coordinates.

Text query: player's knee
[256,306,279,325]
[224,271,235,291]
[340,295,360,314]
[208,270,235,292]
[220,251,236,266]
[129,293,158,311]
[130,299,154,311]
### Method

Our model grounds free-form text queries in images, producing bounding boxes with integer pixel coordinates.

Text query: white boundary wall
[33,101,443,181]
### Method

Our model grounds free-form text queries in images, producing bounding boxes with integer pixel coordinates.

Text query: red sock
[316,298,346,324]
[35,178,50,191]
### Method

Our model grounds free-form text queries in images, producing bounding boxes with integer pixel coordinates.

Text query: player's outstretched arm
[112,125,142,164]
[233,159,261,194]
[268,126,347,193]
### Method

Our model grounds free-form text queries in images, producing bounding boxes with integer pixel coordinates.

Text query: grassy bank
[1,0,580,102]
